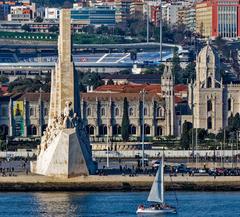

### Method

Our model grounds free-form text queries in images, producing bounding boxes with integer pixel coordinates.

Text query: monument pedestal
[31,128,96,178]
[31,9,96,178]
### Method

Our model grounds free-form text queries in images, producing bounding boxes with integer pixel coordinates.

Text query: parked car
[152,160,161,168]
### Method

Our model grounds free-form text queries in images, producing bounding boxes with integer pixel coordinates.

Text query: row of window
[0,124,38,136]
[207,98,232,112]
[86,107,165,117]
[86,124,163,136]
[0,107,48,117]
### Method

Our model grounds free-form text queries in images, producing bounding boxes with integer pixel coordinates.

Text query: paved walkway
[0,174,239,184]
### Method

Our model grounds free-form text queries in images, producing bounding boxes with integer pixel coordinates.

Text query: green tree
[143,64,165,75]
[228,113,234,131]
[183,62,196,83]
[0,139,5,151]
[81,72,103,89]
[172,47,183,84]
[96,25,110,35]
[114,26,125,36]
[197,128,208,142]
[233,113,240,130]
[0,75,9,84]
[8,76,50,93]
[107,79,114,85]
[121,97,130,142]
[35,16,43,22]
[180,121,192,149]
[82,25,95,34]
[189,128,208,144]
[21,24,31,32]
[48,25,59,33]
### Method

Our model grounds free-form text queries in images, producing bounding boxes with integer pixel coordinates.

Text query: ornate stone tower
[49,9,79,124]
[193,43,224,133]
[31,9,96,177]
[161,62,175,136]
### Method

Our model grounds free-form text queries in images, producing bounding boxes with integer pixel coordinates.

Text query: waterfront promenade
[0,174,239,191]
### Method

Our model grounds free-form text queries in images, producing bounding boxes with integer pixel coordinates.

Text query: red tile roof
[86,84,188,103]
[174,84,188,92]
[95,84,161,93]
[95,83,187,94]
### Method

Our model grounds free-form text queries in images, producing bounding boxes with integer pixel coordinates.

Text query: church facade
[0,44,239,144]
[191,43,240,133]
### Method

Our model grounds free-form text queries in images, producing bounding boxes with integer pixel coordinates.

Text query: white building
[8,4,36,22]
[161,1,189,26]
[44,8,60,20]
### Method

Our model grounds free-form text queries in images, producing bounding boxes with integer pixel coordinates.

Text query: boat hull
[136,207,177,214]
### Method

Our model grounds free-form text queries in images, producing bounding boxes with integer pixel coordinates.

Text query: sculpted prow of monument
[31,9,96,177]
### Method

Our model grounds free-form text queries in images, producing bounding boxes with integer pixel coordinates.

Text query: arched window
[228,98,231,111]
[207,117,212,129]
[28,125,37,136]
[30,107,34,116]
[207,99,212,112]
[144,107,148,116]
[115,107,119,116]
[128,124,136,135]
[157,107,164,117]
[156,126,163,136]
[207,77,212,88]
[144,124,151,135]
[101,107,105,116]
[87,107,91,116]
[207,55,210,63]
[99,124,107,135]
[113,124,121,135]
[129,107,134,116]
[215,82,221,88]
[0,125,8,137]
[86,125,95,135]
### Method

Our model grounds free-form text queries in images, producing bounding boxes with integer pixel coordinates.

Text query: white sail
[147,159,164,203]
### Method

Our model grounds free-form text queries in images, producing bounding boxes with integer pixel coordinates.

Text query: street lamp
[106,91,111,168]
[140,89,147,168]
[159,0,162,61]
[195,127,198,169]
[237,131,239,167]
[230,132,235,168]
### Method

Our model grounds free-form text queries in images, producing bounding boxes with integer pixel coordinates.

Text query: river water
[0,191,239,217]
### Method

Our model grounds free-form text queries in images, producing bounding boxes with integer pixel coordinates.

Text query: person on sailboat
[136,154,177,214]
[138,205,144,210]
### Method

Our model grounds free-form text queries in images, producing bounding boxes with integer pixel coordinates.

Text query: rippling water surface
[0,191,240,217]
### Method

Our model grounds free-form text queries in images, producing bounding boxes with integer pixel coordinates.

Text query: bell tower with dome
[161,62,175,136]
[193,42,224,133]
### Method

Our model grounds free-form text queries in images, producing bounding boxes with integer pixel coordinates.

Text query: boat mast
[161,151,164,204]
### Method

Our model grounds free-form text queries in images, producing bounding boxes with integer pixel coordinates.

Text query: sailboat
[136,155,177,214]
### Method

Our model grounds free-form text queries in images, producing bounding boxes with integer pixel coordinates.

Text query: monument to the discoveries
[31,9,96,177]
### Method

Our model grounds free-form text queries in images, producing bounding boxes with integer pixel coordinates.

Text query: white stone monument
[31,9,96,177]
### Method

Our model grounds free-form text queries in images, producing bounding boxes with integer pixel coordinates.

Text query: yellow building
[196,1,212,38]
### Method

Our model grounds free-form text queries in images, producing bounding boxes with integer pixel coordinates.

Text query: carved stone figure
[63,101,74,128]
[37,145,41,156]
[72,113,79,127]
